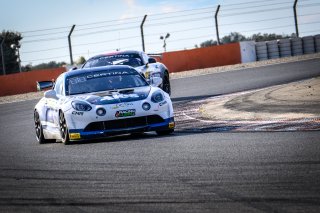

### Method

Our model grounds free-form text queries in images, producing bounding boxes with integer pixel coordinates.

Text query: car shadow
[63,132,179,145]
[60,128,234,146]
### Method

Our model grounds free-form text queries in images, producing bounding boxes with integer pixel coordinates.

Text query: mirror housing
[148,57,157,64]
[44,90,58,99]
[37,81,54,91]
[69,67,78,71]
[151,77,163,87]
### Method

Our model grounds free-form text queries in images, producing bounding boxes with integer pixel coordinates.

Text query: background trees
[196,32,294,48]
[0,31,23,75]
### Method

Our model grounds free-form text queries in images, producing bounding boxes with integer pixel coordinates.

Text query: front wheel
[34,111,55,144]
[162,74,171,95]
[59,112,70,145]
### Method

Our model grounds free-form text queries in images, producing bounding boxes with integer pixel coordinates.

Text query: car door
[45,76,63,130]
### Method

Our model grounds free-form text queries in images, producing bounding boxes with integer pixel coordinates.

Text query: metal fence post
[68,25,76,65]
[140,15,147,52]
[215,5,221,45]
[293,0,299,38]
[0,36,6,75]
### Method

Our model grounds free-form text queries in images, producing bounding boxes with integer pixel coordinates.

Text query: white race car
[81,50,171,95]
[34,65,175,145]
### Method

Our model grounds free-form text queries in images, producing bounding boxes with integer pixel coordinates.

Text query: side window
[54,77,64,95]
[82,60,91,68]
[82,59,95,68]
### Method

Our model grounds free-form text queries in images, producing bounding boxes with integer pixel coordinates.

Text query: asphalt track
[0,59,320,212]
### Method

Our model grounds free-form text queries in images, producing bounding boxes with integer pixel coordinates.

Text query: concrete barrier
[0,67,65,96]
[240,41,256,63]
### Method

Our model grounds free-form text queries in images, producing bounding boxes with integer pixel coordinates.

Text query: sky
[1,0,319,66]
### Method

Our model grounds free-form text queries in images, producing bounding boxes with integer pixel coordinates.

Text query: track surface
[0,59,320,212]
[170,58,320,100]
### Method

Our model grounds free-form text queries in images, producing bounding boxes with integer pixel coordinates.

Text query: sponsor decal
[111,103,134,109]
[159,100,167,106]
[69,133,81,140]
[72,111,84,116]
[120,94,139,99]
[100,96,115,102]
[68,70,136,85]
[69,77,87,85]
[115,109,136,118]
[86,71,131,79]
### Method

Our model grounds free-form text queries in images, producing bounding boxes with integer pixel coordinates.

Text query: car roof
[64,65,138,78]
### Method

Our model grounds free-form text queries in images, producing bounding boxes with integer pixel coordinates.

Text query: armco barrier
[0,67,65,96]
[159,43,241,73]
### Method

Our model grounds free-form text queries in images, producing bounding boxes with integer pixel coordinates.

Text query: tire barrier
[315,34,320,53]
[266,40,280,59]
[256,41,268,61]
[279,39,292,57]
[255,34,319,60]
[291,37,303,56]
[302,36,315,54]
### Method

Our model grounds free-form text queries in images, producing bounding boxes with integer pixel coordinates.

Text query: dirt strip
[200,77,320,121]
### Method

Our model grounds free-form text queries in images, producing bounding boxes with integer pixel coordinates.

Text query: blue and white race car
[34,65,175,145]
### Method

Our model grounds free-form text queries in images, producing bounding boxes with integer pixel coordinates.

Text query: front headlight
[71,101,92,111]
[151,91,164,103]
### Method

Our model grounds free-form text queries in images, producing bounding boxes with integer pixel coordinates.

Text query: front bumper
[68,117,174,141]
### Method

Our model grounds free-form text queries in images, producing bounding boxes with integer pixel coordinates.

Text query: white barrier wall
[239,41,256,63]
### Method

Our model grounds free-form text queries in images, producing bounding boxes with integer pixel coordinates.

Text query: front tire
[162,73,171,95]
[34,111,55,144]
[59,112,70,145]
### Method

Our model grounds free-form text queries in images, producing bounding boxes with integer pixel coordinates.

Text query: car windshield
[83,53,143,68]
[67,69,148,95]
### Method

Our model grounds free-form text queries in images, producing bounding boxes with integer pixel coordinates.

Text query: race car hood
[75,86,151,105]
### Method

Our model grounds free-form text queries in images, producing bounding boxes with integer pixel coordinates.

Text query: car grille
[84,115,165,132]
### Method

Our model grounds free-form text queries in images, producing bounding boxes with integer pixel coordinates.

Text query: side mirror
[148,58,157,64]
[44,90,58,99]
[151,77,163,87]
[37,81,54,91]
[70,67,78,71]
